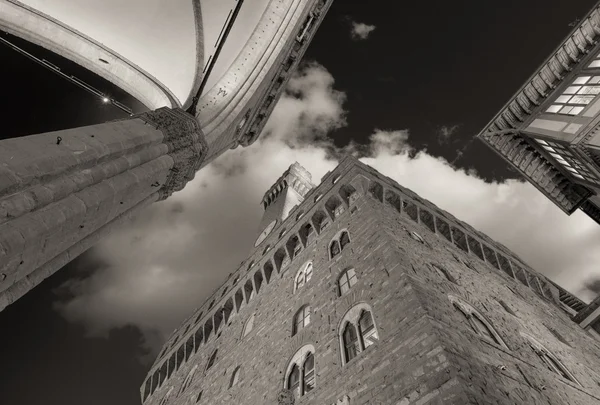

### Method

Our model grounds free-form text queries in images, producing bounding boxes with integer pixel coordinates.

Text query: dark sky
[0,1,597,404]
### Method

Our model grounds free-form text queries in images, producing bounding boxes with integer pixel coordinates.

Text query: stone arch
[520,332,580,384]
[311,210,329,233]
[263,260,274,283]
[254,270,264,294]
[448,295,508,349]
[282,344,316,389]
[325,195,345,218]
[385,190,401,212]
[339,183,358,205]
[286,234,302,259]
[368,181,384,202]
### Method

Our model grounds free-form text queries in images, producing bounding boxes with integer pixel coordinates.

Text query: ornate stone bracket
[277,389,294,405]
[137,108,208,200]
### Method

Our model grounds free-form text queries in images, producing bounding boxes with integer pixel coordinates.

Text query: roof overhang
[476,2,600,217]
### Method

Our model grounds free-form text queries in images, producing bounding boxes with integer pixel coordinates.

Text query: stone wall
[144,157,600,405]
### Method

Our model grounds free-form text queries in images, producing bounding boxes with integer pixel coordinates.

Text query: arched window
[288,364,301,398]
[340,231,350,250]
[179,365,198,395]
[358,310,379,348]
[521,332,579,384]
[338,303,379,365]
[294,262,313,293]
[159,387,173,405]
[338,268,357,296]
[342,323,360,362]
[243,314,255,337]
[284,345,316,399]
[303,353,315,393]
[449,295,507,349]
[293,305,311,336]
[330,240,341,259]
[206,350,218,371]
[229,367,241,388]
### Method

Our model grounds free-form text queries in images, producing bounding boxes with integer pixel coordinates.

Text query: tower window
[329,230,350,259]
[293,305,311,336]
[284,345,316,399]
[338,268,358,296]
[340,231,350,250]
[358,310,379,348]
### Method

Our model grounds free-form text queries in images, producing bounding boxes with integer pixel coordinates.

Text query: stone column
[0,108,207,311]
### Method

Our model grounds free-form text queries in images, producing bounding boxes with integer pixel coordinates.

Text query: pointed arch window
[339,231,350,250]
[342,323,361,362]
[179,365,198,395]
[206,350,218,371]
[338,303,379,365]
[293,305,311,336]
[358,310,379,348]
[303,353,315,393]
[294,262,313,293]
[521,332,579,384]
[449,296,508,349]
[284,345,316,399]
[229,367,241,388]
[330,240,341,259]
[243,314,255,337]
[288,364,301,398]
[338,268,357,296]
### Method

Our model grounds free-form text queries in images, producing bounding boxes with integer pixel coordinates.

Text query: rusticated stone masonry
[0,107,206,311]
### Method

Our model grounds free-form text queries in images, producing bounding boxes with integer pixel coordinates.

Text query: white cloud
[350,21,376,41]
[55,62,600,353]
[437,124,460,144]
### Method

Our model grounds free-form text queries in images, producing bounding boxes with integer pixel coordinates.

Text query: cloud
[350,21,376,41]
[55,62,600,354]
[437,124,460,144]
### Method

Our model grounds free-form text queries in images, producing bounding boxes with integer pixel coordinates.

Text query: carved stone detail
[277,389,294,405]
[137,108,208,200]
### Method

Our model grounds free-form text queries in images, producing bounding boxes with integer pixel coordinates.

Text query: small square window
[564,86,581,94]
[570,106,585,115]
[588,60,600,68]
[574,76,591,84]
[555,95,572,103]
[578,86,600,95]
[570,95,594,105]
[559,106,574,114]
[546,105,562,113]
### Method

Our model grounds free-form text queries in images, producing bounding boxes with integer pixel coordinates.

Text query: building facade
[0,0,334,311]
[141,156,600,405]
[477,1,600,225]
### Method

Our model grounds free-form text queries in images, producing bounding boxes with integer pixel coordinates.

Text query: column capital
[137,108,208,200]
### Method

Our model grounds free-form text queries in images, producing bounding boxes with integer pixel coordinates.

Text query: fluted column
[0,108,207,310]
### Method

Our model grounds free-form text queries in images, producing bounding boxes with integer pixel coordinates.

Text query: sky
[1,0,600,404]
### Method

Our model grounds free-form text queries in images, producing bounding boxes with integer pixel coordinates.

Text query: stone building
[477,1,600,225]
[140,156,600,405]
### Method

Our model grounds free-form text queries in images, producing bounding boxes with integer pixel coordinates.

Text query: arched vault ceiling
[20,0,198,105]
[16,0,273,108]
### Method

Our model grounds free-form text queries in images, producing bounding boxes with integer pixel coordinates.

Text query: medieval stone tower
[140,156,600,405]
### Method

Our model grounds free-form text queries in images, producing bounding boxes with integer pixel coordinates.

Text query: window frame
[338,268,358,296]
[284,345,316,399]
[337,303,380,366]
[449,295,509,350]
[521,332,580,385]
[293,305,311,336]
